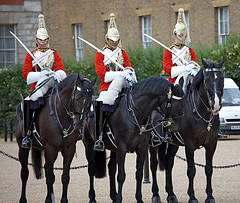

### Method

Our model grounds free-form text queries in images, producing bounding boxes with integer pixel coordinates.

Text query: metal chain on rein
[1,147,239,170]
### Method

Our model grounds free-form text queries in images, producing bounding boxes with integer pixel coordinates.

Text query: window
[218,7,229,44]
[74,24,83,61]
[0,25,16,69]
[142,16,152,49]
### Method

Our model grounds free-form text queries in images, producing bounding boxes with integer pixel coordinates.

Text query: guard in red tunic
[94,13,137,151]
[21,14,67,149]
[151,8,199,147]
[163,8,198,84]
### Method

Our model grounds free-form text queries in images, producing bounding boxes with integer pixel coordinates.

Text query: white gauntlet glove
[121,69,133,82]
[53,70,67,83]
[40,68,53,77]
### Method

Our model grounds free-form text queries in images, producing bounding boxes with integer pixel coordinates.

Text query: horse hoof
[205,198,215,203]
[167,195,178,203]
[152,195,161,203]
[188,199,198,203]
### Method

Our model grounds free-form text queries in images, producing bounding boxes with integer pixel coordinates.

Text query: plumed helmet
[36,14,49,40]
[173,8,191,42]
[106,13,120,42]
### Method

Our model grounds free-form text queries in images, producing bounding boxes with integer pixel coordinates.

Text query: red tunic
[22,49,66,92]
[163,48,197,83]
[95,49,131,93]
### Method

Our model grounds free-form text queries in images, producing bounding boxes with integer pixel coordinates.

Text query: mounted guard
[93,13,137,151]
[20,14,67,148]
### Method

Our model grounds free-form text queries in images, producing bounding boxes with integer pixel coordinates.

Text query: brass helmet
[35,14,49,40]
[106,13,120,42]
[173,8,191,42]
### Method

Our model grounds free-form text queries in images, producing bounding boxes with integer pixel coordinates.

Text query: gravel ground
[0,136,240,203]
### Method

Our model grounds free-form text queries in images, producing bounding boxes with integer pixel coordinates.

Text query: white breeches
[97,76,125,105]
[25,75,54,101]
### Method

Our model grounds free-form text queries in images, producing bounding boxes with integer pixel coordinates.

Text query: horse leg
[165,144,179,203]
[116,151,127,203]
[135,146,148,203]
[108,151,117,202]
[185,148,198,203]
[44,147,58,203]
[18,147,30,203]
[149,146,161,203]
[204,142,217,203]
[83,139,97,203]
[60,144,77,203]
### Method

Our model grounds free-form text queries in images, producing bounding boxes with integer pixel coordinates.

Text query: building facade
[1,0,239,67]
[0,0,42,68]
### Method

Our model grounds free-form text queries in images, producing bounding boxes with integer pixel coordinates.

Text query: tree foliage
[1,34,240,134]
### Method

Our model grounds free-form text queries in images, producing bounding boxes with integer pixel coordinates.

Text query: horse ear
[219,56,225,67]
[91,76,97,85]
[201,57,208,68]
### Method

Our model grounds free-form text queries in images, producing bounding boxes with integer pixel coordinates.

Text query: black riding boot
[21,100,33,149]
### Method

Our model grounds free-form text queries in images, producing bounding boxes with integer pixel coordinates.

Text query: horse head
[70,74,96,130]
[157,82,185,133]
[202,57,224,115]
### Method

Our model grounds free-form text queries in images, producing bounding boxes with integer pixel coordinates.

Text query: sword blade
[144,33,188,65]
[10,31,44,70]
[78,36,124,70]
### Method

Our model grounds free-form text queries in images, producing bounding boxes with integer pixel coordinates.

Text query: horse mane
[134,76,171,95]
[190,68,204,92]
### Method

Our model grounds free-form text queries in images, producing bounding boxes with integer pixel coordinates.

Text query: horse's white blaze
[213,73,220,113]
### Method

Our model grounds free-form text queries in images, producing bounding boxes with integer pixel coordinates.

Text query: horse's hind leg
[19,148,30,203]
[204,142,217,203]
[60,144,77,203]
[108,151,117,202]
[44,147,58,203]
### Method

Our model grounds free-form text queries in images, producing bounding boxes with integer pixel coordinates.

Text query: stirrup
[162,133,173,143]
[150,135,162,147]
[93,140,105,151]
[21,136,32,149]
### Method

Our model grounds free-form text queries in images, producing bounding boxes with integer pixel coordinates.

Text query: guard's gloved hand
[53,71,62,83]
[41,68,53,77]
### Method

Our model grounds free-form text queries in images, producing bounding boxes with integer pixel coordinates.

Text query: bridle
[125,86,184,135]
[49,79,91,137]
[190,67,223,131]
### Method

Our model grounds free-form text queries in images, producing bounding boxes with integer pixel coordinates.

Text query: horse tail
[94,151,106,178]
[157,143,167,171]
[31,148,43,179]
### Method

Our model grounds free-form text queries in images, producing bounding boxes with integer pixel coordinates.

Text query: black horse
[83,76,185,203]
[149,58,225,203]
[15,73,95,203]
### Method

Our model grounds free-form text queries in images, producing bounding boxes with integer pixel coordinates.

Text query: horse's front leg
[108,151,117,202]
[135,146,148,203]
[60,144,77,203]
[116,151,127,203]
[44,147,58,203]
[185,148,198,203]
[149,146,161,203]
[204,141,217,203]
[18,147,30,203]
[165,144,179,203]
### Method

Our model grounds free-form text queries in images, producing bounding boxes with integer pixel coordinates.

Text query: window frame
[0,24,16,69]
[142,15,152,49]
[74,24,84,61]
[218,6,229,44]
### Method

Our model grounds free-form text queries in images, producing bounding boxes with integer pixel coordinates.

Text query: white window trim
[74,24,84,61]
[218,7,229,44]
[142,16,152,49]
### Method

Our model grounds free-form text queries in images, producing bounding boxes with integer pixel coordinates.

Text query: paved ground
[0,136,240,203]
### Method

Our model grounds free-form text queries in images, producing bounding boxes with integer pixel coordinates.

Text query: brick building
[1,0,240,68]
